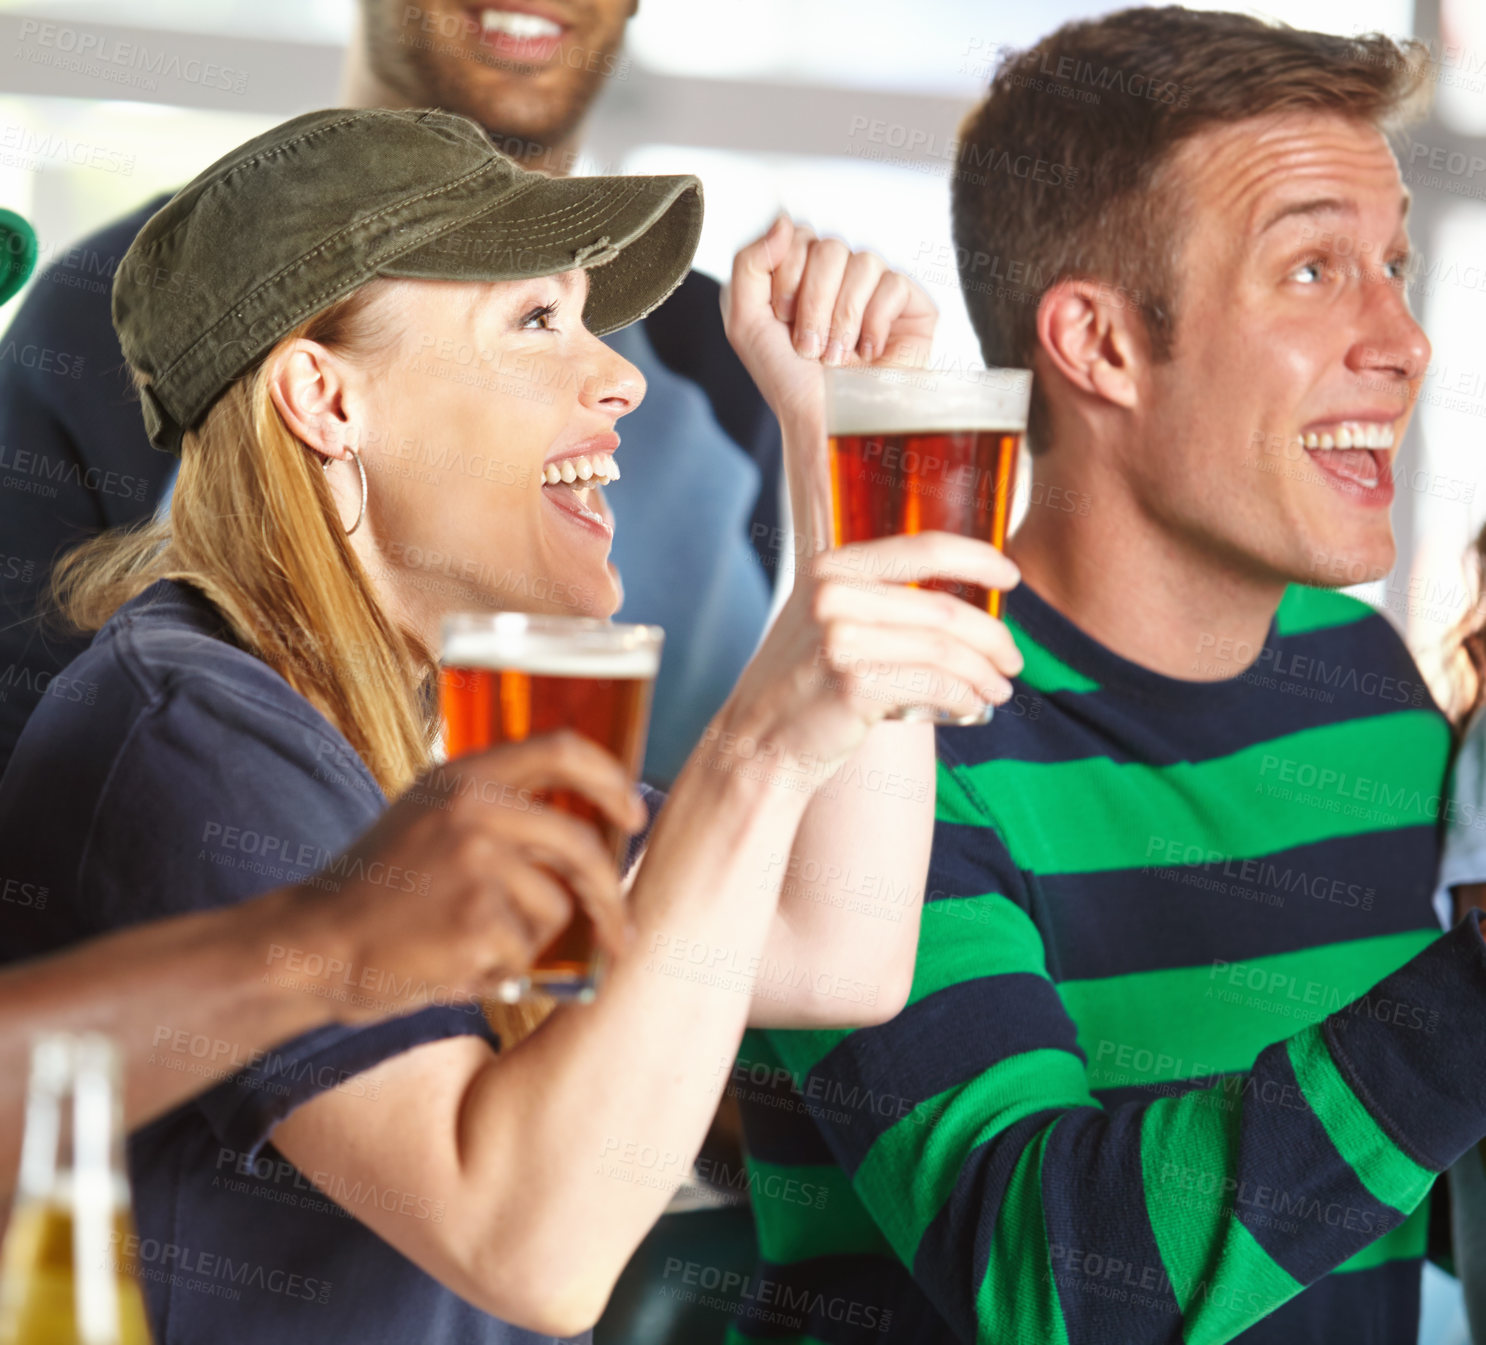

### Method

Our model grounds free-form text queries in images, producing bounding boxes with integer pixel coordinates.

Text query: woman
[1439,531,1486,1341]
[0,108,1021,1342]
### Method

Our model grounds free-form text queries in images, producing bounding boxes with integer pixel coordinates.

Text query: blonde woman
[1435,533,1486,1342]
[0,109,1022,1343]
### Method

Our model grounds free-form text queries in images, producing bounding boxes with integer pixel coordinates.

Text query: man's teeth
[1299,423,1395,451]
[480,9,563,38]
[542,451,620,486]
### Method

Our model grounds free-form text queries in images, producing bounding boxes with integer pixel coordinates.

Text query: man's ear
[267,339,353,461]
[1035,278,1145,411]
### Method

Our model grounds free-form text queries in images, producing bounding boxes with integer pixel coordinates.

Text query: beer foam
[442,629,661,679]
[826,365,1032,436]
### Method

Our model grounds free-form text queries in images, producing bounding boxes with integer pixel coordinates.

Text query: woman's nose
[579,339,646,418]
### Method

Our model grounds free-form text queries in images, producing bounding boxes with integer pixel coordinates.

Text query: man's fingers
[512,731,646,834]
[516,839,626,969]
[447,731,644,834]
[491,863,575,958]
[503,805,623,887]
[568,866,632,962]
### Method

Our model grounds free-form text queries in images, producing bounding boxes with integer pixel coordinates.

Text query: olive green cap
[112,108,703,454]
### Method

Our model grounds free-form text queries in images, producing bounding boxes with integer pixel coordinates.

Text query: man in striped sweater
[724,9,1472,1343]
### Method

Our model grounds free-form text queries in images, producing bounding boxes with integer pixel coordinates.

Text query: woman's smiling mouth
[541,436,619,539]
[542,478,613,537]
[541,450,619,486]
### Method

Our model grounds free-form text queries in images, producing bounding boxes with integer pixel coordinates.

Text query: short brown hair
[951,6,1431,451]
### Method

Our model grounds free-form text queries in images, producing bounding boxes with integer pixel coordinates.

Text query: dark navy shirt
[0,578,614,1344]
[0,194,782,786]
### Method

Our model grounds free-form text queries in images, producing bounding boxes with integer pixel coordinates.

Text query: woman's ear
[1035,278,1146,412]
[267,339,354,460]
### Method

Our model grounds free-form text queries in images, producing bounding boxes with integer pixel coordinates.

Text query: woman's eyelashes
[519,301,559,331]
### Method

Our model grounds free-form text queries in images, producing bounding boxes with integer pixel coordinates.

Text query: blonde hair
[55,283,560,1042]
[54,285,433,798]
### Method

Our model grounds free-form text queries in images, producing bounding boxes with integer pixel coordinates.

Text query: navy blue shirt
[0,194,782,786]
[0,579,606,1344]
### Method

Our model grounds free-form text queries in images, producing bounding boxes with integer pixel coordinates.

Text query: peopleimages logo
[14,19,249,95]
[0,124,135,175]
[660,1258,893,1334]
[213,1147,446,1225]
[0,442,149,504]
[0,339,84,379]
[107,1230,330,1304]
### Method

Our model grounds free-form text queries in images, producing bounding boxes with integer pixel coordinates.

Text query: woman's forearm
[746,410,934,1026]
[430,731,813,1327]
[748,717,933,1027]
[781,408,832,571]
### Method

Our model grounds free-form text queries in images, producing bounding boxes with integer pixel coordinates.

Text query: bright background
[0,0,1481,1339]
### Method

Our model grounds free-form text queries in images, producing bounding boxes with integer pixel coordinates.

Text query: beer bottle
[0,1034,152,1344]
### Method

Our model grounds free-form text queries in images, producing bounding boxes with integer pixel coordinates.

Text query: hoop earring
[322,446,368,536]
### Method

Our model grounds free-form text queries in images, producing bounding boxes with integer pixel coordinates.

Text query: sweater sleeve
[0,198,174,774]
[762,763,1486,1345]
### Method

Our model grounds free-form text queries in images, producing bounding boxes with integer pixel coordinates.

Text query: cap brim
[377,172,703,336]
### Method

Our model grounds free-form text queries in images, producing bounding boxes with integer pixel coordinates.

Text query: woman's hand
[296,732,646,1019]
[722,214,937,426]
[708,532,1023,785]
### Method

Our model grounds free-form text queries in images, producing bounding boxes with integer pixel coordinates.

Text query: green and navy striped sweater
[727,582,1476,1345]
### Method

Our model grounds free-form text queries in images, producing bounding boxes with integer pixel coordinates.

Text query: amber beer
[439,613,662,1001]
[824,364,1032,724]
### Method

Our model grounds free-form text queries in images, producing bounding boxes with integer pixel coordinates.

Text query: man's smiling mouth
[1297,419,1396,494]
[469,6,567,63]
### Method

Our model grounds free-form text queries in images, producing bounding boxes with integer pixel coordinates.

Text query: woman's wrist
[779,410,833,563]
[682,698,820,823]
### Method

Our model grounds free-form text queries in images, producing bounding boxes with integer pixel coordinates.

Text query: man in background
[0,0,780,786]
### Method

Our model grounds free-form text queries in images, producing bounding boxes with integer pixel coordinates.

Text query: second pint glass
[439,613,663,1002]
[824,363,1032,725]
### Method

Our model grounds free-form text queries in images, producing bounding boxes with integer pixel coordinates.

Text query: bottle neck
[14,1034,129,1210]
[1,1035,147,1345]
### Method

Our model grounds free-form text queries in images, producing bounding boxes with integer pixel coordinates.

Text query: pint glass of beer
[824,364,1032,725]
[439,613,663,1002]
